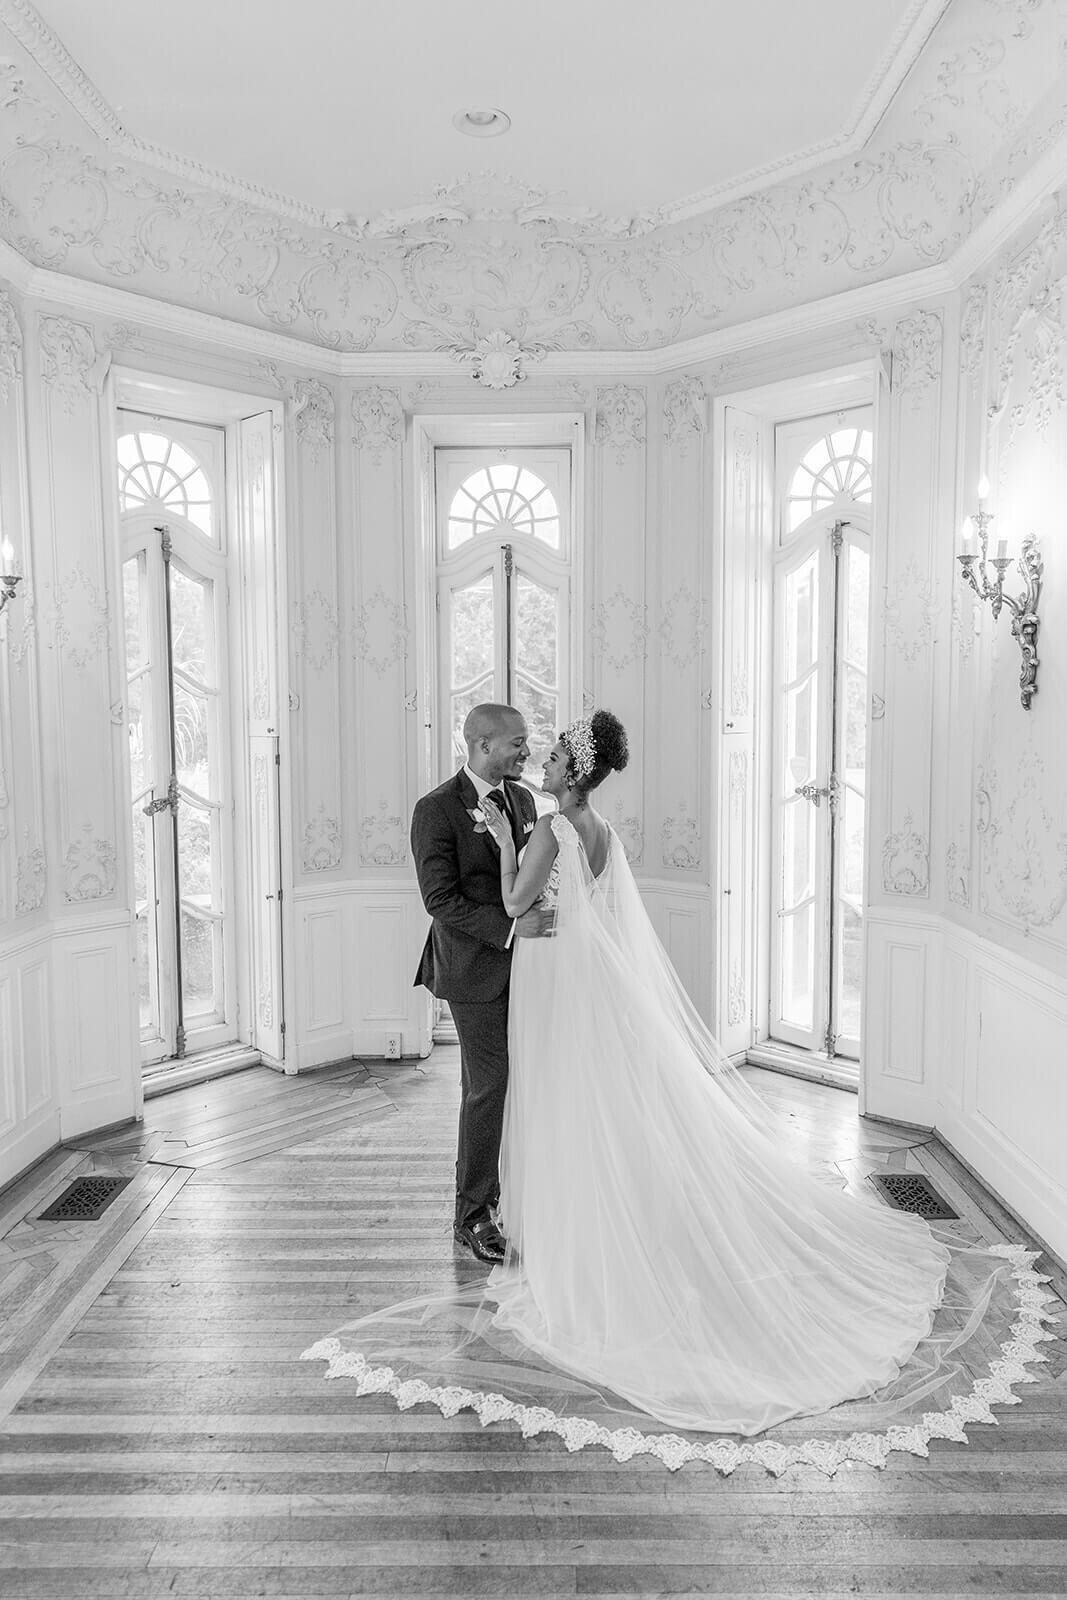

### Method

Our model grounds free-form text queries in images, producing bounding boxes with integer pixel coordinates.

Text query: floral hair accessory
[562,717,596,781]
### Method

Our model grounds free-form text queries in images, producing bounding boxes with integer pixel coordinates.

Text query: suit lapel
[454,769,505,864]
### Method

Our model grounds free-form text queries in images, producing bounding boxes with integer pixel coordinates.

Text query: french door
[770,516,869,1059]
[434,449,572,781]
[121,419,236,1068]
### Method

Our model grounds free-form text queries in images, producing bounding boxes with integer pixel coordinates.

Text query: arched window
[786,427,873,533]
[447,463,560,550]
[117,431,215,539]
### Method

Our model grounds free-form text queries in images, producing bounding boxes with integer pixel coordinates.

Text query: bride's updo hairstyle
[564,708,629,796]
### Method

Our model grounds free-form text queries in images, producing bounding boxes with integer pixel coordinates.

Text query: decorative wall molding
[15,827,44,913]
[50,565,109,671]
[63,823,116,902]
[661,802,701,870]
[727,959,747,1027]
[884,557,938,664]
[38,314,107,410]
[891,307,944,403]
[951,586,981,661]
[359,801,407,867]
[663,375,707,448]
[611,799,644,868]
[595,385,646,462]
[292,589,340,671]
[265,368,334,462]
[0,283,22,399]
[354,588,409,676]
[658,582,706,671]
[591,586,649,673]
[302,805,342,873]
[352,385,404,463]
[976,753,1067,929]
[882,810,930,895]
[946,834,972,909]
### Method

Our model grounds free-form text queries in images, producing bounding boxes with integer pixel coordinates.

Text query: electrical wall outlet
[384,1033,401,1059]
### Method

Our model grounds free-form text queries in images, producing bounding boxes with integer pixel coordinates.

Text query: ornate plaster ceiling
[16,0,947,229]
[0,0,1064,355]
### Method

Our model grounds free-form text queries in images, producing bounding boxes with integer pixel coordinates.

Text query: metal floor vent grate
[38,1175,132,1222]
[871,1172,959,1220]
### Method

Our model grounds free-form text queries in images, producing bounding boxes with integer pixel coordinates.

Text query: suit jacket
[411,770,538,1003]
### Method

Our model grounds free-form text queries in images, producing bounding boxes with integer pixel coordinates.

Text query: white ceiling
[32,0,941,225]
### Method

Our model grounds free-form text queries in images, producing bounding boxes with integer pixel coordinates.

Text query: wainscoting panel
[640,881,714,1025]
[291,885,430,1069]
[52,919,139,1139]
[862,914,936,1124]
[0,931,59,1186]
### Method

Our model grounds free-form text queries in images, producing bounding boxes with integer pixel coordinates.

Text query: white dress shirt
[464,764,517,948]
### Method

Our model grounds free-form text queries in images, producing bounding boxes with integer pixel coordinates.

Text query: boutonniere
[523,821,535,833]
[467,806,488,834]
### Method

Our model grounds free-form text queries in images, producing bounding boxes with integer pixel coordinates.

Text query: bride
[303,711,1056,1470]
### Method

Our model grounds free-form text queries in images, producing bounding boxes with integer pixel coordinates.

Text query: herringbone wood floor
[0,1053,1064,1599]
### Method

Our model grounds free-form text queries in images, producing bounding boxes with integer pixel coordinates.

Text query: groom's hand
[513,906,556,939]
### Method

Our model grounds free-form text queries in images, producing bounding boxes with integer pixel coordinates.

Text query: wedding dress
[303,814,1058,1473]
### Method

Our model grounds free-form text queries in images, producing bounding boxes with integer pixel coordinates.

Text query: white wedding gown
[303,814,1057,1472]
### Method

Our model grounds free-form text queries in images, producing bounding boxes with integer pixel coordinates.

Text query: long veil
[303,821,1058,1474]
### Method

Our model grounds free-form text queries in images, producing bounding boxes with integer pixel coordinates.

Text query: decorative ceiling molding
[0,0,953,239]
[0,0,1063,358]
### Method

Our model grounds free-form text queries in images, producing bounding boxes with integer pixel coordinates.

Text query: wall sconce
[957,476,1043,709]
[0,538,20,617]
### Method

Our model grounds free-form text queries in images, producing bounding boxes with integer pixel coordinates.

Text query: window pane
[170,565,212,687]
[447,462,560,549]
[836,900,862,1043]
[450,675,494,766]
[451,575,494,688]
[123,556,143,673]
[846,545,869,670]
[132,805,157,1034]
[784,554,818,680]
[181,906,222,1021]
[514,574,557,688]
[514,676,558,774]
[174,682,211,796]
[780,905,814,1030]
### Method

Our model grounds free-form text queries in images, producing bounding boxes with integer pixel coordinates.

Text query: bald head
[463,703,529,784]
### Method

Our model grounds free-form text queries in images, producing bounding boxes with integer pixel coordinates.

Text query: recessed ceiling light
[452,108,511,138]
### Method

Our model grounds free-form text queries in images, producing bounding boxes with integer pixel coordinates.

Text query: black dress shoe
[453,1216,507,1263]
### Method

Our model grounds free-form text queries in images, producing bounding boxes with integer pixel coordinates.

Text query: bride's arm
[480,803,558,917]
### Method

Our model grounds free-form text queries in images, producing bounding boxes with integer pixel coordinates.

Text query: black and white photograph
[0,0,1065,1594]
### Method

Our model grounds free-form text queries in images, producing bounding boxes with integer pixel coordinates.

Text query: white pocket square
[523,821,535,833]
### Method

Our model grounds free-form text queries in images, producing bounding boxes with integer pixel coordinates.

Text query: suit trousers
[449,985,510,1229]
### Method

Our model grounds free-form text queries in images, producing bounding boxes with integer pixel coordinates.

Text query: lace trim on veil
[301,1245,1058,1476]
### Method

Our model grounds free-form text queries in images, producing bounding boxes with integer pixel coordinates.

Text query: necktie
[484,788,506,812]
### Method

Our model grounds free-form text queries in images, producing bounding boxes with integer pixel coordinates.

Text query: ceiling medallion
[452,108,511,139]
[451,331,536,390]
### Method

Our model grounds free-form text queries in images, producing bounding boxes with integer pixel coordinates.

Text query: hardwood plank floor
[0,1054,1063,1599]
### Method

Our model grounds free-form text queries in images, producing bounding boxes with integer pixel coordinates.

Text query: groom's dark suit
[411,769,538,1228]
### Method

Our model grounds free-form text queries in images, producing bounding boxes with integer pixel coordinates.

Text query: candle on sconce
[996,539,1008,559]
[960,515,976,556]
[0,538,13,573]
[977,474,991,508]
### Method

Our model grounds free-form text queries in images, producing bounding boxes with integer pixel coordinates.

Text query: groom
[411,704,553,1263]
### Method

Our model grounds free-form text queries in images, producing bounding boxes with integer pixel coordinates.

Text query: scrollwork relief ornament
[883,558,937,665]
[15,828,45,914]
[450,329,546,390]
[881,810,929,896]
[663,376,707,450]
[595,386,646,464]
[355,589,409,676]
[728,961,746,1027]
[38,316,108,413]
[612,798,643,868]
[591,586,649,673]
[662,802,701,870]
[352,385,404,464]
[658,582,705,670]
[51,565,110,671]
[946,831,972,909]
[292,589,340,671]
[960,281,988,384]
[359,800,407,867]
[891,309,943,405]
[976,751,1067,929]
[0,287,23,402]
[64,823,116,902]
[730,749,748,805]
[951,586,981,663]
[265,368,334,463]
[302,805,342,872]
